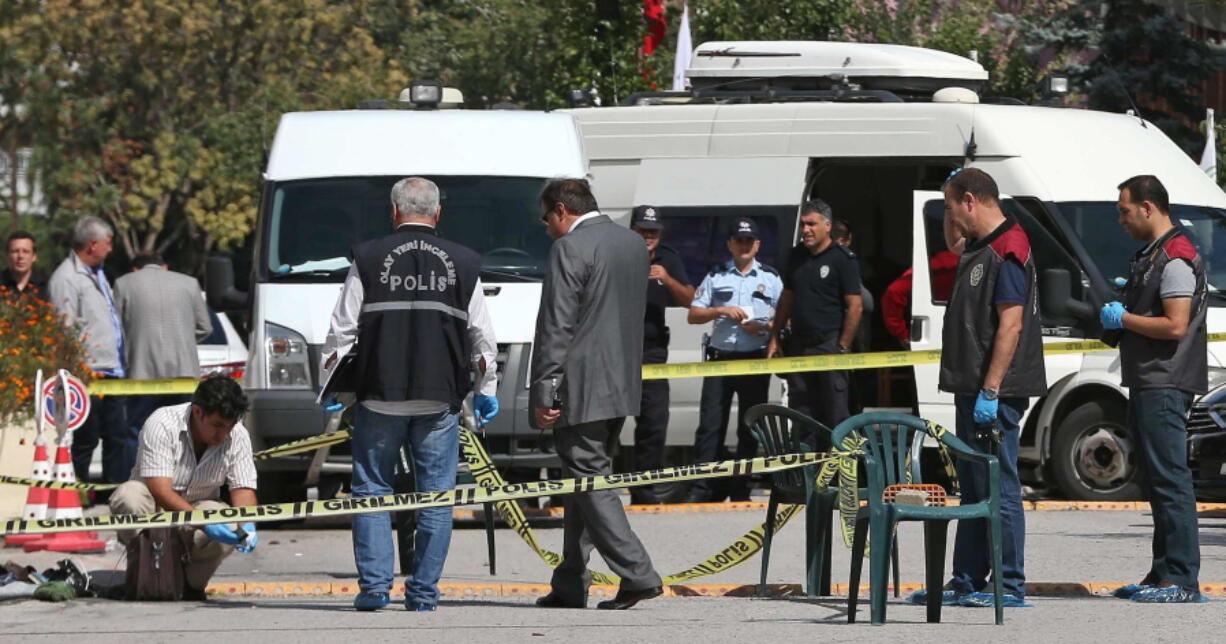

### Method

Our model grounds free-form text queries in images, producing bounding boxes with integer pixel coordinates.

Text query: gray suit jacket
[114,266,212,379]
[48,253,123,372]
[530,214,649,428]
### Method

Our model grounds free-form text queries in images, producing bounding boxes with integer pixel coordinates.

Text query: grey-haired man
[48,216,130,485]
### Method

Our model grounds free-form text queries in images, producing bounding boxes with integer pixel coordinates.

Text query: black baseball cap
[728,217,759,240]
[630,205,663,230]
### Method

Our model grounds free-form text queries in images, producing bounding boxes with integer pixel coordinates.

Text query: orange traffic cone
[23,441,104,553]
[4,436,52,546]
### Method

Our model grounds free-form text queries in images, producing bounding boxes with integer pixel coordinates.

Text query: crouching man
[109,376,258,598]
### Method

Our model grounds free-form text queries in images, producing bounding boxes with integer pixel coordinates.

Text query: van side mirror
[1040,268,1094,324]
[206,255,248,312]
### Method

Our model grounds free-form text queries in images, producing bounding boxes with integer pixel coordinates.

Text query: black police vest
[939,219,1047,397]
[1104,227,1208,394]
[350,225,482,407]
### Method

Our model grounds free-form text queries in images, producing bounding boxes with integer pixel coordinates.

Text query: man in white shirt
[109,376,258,598]
[319,177,498,612]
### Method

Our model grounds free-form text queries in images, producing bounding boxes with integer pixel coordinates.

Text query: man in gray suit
[115,252,213,440]
[530,178,663,610]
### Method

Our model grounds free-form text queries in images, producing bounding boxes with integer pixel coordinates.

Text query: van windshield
[1059,201,1226,299]
[263,176,550,282]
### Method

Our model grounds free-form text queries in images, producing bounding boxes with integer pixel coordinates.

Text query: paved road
[4,507,1225,641]
[3,594,1223,643]
[23,506,1223,586]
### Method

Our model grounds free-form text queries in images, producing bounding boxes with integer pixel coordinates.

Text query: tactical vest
[350,224,481,407]
[939,219,1048,397]
[1105,227,1208,393]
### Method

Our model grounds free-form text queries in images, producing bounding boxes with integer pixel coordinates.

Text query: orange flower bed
[0,290,91,424]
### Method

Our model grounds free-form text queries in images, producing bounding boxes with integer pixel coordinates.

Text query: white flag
[1201,107,1217,180]
[672,2,692,91]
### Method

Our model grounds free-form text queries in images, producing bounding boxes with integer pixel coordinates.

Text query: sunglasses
[540,205,557,224]
[945,167,966,184]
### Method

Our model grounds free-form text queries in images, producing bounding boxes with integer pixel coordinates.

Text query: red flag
[643,0,666,56]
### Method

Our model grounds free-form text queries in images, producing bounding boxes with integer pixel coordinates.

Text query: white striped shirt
[132,402,258,503]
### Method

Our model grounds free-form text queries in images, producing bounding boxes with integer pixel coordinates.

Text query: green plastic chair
[831,411,1004,626]
[745,404,900,599]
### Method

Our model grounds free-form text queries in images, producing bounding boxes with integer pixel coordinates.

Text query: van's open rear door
[909,191,956,430]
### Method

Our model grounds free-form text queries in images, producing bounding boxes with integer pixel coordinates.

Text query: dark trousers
[1130,388,1201,592]
[551,418,662,601]
[951,394,1028,598]
[630,346,669,504]
[786,334,849,440]
[71,395,131,484]
[128,394,192,439]
[690,352,770,501]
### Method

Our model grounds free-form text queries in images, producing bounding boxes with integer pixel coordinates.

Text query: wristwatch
[837,344,850,354]
[981,387,999,400]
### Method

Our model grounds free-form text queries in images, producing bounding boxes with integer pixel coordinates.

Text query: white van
[207,94,585,500]
[565,41,1226,500]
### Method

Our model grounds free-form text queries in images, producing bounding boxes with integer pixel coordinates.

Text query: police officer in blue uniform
[685,218,783,502]
[630,205,694,505]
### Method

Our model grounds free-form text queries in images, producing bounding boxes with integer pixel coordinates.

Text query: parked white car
[197,306,247,379]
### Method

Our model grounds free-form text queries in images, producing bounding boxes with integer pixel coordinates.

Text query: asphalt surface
[3,506,1226,641]
[17,504,1224,586]
[4,593,1225,643]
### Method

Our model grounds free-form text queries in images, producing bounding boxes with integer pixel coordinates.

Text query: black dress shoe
[535,592,586,609]
[597,586,663,610]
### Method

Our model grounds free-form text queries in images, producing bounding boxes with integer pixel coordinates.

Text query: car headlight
[265,322,311,389]
[1209,367,1226,392]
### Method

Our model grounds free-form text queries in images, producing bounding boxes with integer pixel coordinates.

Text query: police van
[564,41,1226,501]
[206,84,585,501]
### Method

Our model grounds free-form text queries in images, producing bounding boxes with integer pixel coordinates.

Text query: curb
[203,580,1226,599]
[450,500,1226,520]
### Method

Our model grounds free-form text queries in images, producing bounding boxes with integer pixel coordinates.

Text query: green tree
[33,0,405,272]
[0,1,62,232]
[1083,0,1226,154]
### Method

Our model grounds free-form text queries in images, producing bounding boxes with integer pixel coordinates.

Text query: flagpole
[672,2,692,92]
[1201,107,1217,181]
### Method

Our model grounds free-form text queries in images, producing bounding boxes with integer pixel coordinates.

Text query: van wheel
[1050,401,1141,501]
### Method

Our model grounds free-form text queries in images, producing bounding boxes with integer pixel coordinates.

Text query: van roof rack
[688,41,987,90]
[620,88,904,106]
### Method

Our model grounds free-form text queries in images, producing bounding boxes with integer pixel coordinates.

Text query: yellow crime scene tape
[16,330,1217,576]
[643,333,1226,381]
[87,378,199,396]
[457,428,806,585]
[75,332,1226,395]
[0,475,119,492]
[0,450,844,537]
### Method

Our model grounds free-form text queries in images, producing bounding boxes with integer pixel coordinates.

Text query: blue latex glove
[1100,301,1126,330]
[236,523,258,553]
[202,523,242,546]
[973,391,998,424]
[474,394,500,427]
[320,396,344,413]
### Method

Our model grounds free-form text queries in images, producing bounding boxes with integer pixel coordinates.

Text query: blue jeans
[1129,388,1201,592]
[71,395,131,484]
[351,405,459,606]
[950,394,1028,598]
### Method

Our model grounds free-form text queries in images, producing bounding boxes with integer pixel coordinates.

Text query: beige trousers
[109,480,235,591]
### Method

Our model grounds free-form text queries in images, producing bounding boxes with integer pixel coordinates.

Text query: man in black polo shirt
[629,205,693,504]
[769,199,863,433]
[1,231,48,301]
